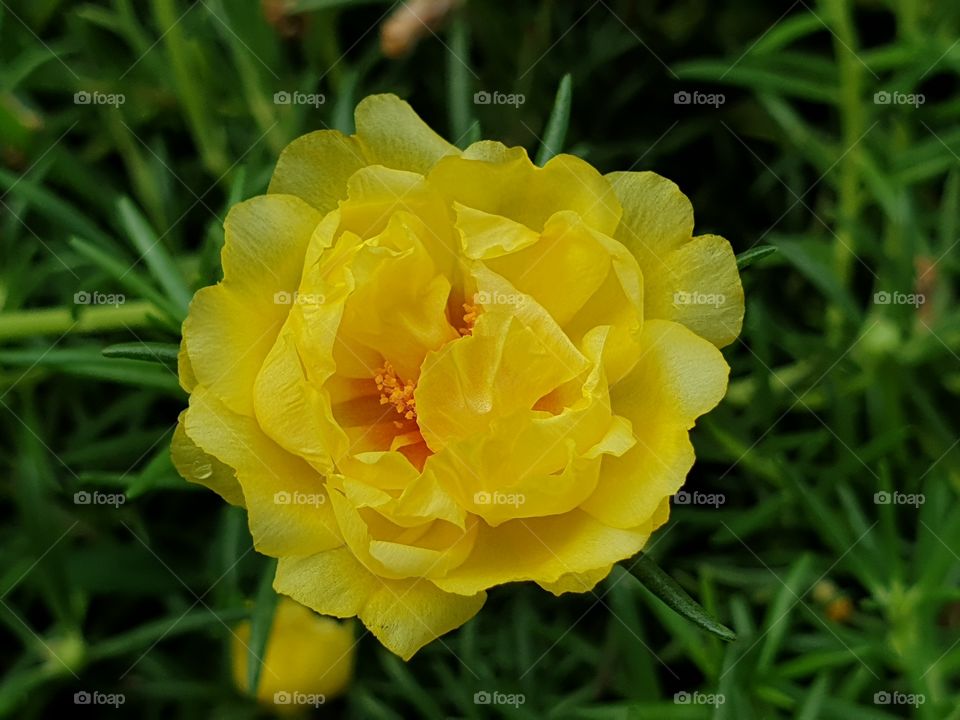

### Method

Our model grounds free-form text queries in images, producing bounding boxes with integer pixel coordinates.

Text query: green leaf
[768,235,860,319]
[757,553,813,670]
[0,168,112,246]
[736,245,778,269]
[102,342,180,367]
[88,607,247,661]
[116,197,193,317]
[69,236,182,327]
[625,554,736,642]
[246,559,279,696]
[0,347,182,395]
[674,61,839,104]
[535,73,573,166]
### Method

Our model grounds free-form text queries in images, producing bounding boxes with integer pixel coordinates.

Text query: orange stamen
[459,302,478,336]
[374,361,417,425]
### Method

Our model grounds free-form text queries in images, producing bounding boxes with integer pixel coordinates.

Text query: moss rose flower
[172,94,744,659]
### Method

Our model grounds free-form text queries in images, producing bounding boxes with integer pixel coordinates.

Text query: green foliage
[1,0,959,718]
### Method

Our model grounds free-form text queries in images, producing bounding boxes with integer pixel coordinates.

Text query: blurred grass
[1,0,959,718]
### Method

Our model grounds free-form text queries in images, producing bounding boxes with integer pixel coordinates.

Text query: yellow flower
[232,598,355,712]
[172,94,744,660]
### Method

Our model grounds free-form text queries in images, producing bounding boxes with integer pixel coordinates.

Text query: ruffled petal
[643,234,744,348]
[177,339,196,393]
[354,94,460,175]
[606,170,693,271]
[424,327,631,525]
[359,576,483,661]
[428,146,621,235]
[268,130,367,213]
[184,195,323,417]
[613,319,730,423]
[454,203,540,259]
[184,386,342,556]
[433,509,651,595]
[274,547,485,660]
[581,319,729,528]
[537,565,612,596]
[171,410,244,506]
[416,268,589,450]
[480,210,626,328]
[326,478,477,580]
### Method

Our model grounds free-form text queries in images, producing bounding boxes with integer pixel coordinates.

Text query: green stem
[0,301,162,341]
[822,0,865,335]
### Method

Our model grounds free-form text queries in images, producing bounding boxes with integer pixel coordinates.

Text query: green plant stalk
[206,0,286,156]
[0,301,162,341]
[153,0,228,176]
[822,0,866,335]
[108,111,167,232]
[314,10,344,95]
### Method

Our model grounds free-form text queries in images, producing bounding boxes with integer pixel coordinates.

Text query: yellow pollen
[375,361,417,423]
[459,303,479,336]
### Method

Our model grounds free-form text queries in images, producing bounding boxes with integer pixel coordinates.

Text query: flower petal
[171,410,244,506]
[581,319,729,528]
[480,210,625,328]
[429,147,621,235]
[416,273,589,450]
[274,547,378,618]
[606,170,694,272]
[354,94,460,175]
[537,565,612,596]
[268,130,367,213]
[613,318,730,423]
[184,386,342,556]
[254,323,337,475]
[454,203,540,260]
[433,509,653,595]
[177,339,196,393]
[360,576,484,661]
[275,547,485,660]
[184,195,323,417]
[424,327,630,525]
[581,422,694,530]
[643,234,744,348]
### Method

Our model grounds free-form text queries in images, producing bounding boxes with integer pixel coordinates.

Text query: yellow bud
[232,598,356,713]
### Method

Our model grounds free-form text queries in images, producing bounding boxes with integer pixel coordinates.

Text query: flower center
[375,361,417,422]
